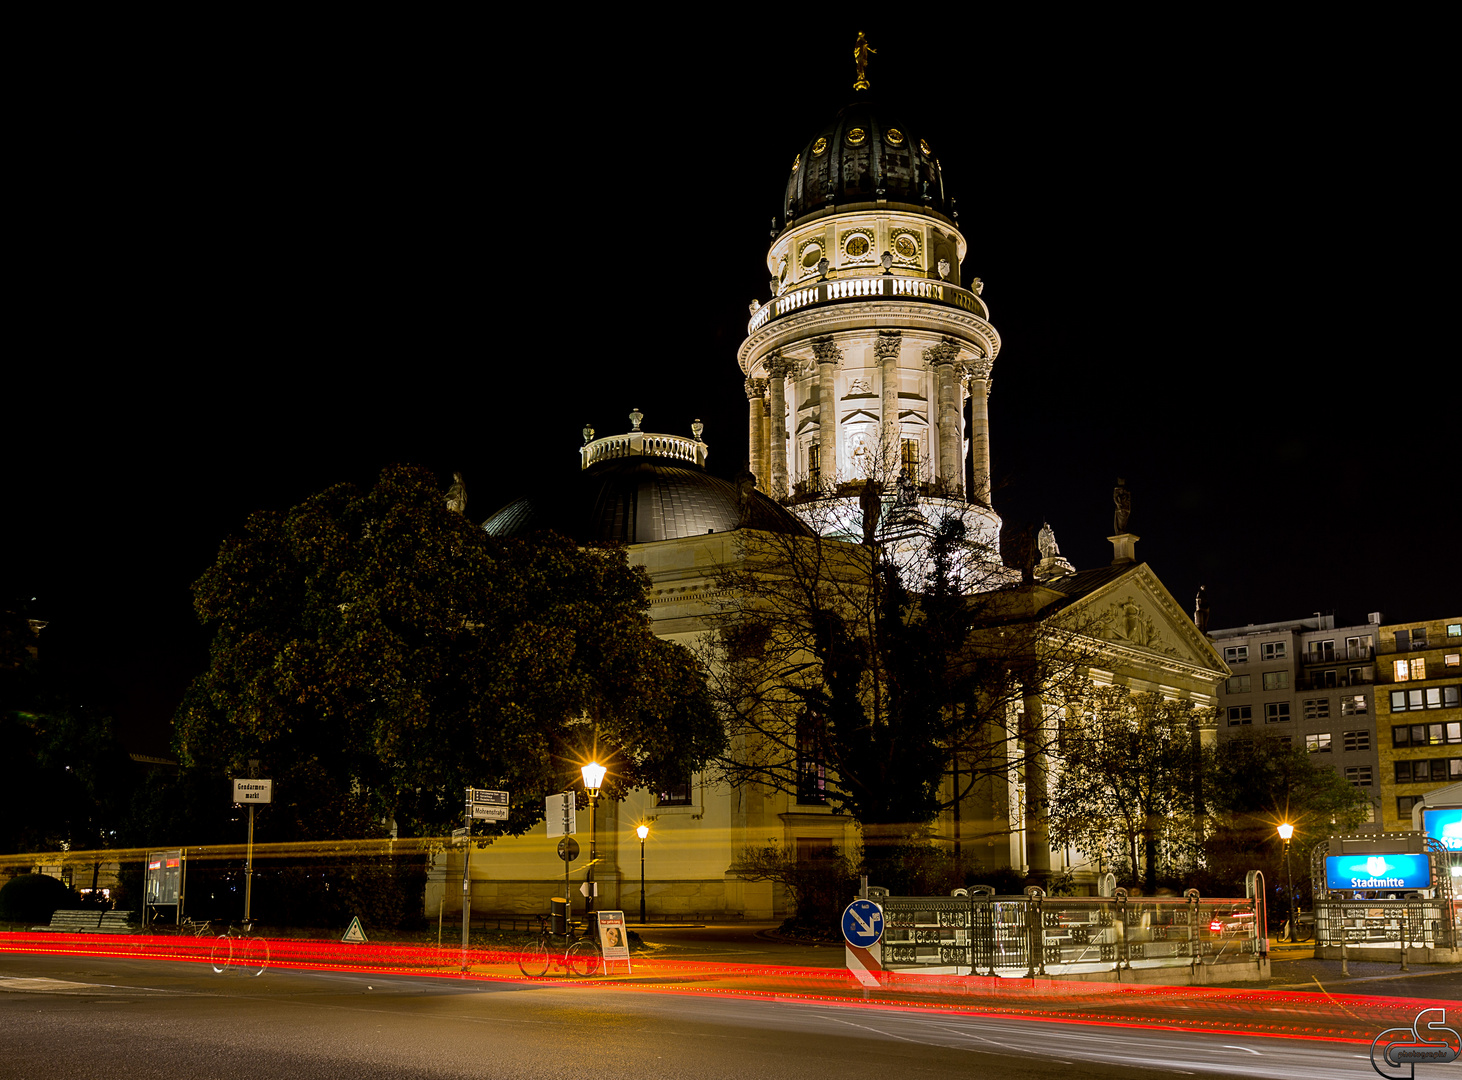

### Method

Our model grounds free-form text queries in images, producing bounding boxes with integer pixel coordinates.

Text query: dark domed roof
[483,456,811,545]
[784,98,948,224]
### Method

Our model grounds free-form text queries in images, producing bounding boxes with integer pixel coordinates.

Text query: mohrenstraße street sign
[467,788,509,821]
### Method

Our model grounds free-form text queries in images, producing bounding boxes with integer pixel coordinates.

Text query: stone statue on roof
[1113,478,1132,534]
[446,472,467,515]
[1038,521,1061,561]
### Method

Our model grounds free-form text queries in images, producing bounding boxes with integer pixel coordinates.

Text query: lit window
[1266,702,1291,723]
[1303,699,1330,719]
[1263,671,1290,691]
[1225,675,1251,694]
[1262,642,1287,661]
[900,439,921,484]
[1306,732,1331,753]
[1340,695,1368,716]
[1343,730,1370,752]
[1345,766,1372,786]
[1413,658,1428,680]
[1448,623,1461,638]
[1227,705,1252,725]
[1395,659,1410,682]
[1224,645,1249,664]
[1446,653,1460,668]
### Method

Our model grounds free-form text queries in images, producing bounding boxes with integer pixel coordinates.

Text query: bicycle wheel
[566,940,602,977]
[240,935,269,977]
[516,933,551,977]
[210,934,233,974]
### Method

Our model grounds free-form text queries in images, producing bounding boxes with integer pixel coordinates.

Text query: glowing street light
[636,824,649,925]
[1277,822,1295,941]
[581,763,607,926]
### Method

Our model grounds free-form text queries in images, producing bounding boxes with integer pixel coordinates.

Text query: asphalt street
[0,949,1421,1080]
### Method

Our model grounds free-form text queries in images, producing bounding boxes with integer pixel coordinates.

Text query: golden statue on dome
[853,32,875,91]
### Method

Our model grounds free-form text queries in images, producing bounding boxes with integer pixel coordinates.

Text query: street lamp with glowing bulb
[636,824,649,925]
[1277,822,1295,941]
[581,763,606,928]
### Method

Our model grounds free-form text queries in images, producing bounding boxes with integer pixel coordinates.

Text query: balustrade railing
[580,432,708,470]
[747,275,987,334]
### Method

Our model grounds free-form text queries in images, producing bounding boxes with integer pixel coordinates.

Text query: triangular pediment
[1051,563,1229,683]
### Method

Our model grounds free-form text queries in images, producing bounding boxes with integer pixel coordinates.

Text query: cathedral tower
[738,48,1004,560]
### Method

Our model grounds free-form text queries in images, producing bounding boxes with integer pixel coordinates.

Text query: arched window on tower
[797,712,827,805]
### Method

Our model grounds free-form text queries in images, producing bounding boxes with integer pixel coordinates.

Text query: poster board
[597,909,631,973]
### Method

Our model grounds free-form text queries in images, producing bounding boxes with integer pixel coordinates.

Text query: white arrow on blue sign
[842,900,884,947]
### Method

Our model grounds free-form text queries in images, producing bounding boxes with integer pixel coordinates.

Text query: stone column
[745,377,768,492]
[925,338,962,496]
[766,354,791,499]
[965,353,992,505]
[1021,689,1052,881]
[810,337,842,492]
[876,330,901,475]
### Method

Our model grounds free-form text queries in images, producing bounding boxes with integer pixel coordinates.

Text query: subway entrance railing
[854,882,1268,981]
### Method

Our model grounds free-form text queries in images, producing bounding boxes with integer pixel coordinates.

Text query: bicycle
[515,913,602,978]
[149,915,211,937]
[211,920,270,977]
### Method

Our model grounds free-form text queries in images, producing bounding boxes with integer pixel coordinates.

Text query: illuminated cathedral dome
[483,418,810,545]
[782,98,950,227]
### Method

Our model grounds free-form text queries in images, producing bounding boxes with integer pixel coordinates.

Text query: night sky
[8,23,1455,755]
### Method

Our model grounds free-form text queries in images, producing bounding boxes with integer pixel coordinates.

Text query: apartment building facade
[1208,613,1382,823]
[1376,616,1462,832]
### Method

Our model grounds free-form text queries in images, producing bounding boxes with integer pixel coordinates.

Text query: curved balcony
[581,431,708,471]
[747,275,988,335]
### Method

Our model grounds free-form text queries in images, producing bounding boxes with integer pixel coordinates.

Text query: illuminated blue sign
[1424,807,1462,852]
[1325,853,1431,891]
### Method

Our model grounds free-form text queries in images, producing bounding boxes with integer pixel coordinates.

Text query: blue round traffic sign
[842,899,884,947]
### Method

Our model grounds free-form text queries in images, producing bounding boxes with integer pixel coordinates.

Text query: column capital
[744,377,768,401]
[811,336,843,367]
[765,353,793,379]
[874,329,902,361]
[960,353,993,382]
[923,337,961,368]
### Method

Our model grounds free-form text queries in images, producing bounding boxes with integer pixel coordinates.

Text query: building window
[1447,654,1460,668]
[900,439,921,484]
[1394,658,1428,682]
[1449,623,1461,638]
[1227,705,1253,725]
[1271,734,1292,747]
[1314,640,1336,662]
[1348,666,1373,685]
[1393,721,1462,746]
[1224,646,1249,665]
[1345,635,1374,659]
[1398,796,1417,819]
[797,714,827,805]
[1303,699,1330,720]
[1306,732,1332,753]
[1263,671,1290,691]
[1390,686,1461,712]
[1343,730,1370,752]
[1413,628,1429,649]
[1225,675,1251,694]
[1266,702,1291,723]
[658,775,693,806]
[807,443,820,487]
[1346,766,1372,786]
[1395,630,1410,651]
[1394,759,1455,784]
[1262,641,1287,661]
[1341,695,1368,716]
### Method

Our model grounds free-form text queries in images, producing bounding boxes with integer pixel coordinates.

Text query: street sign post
[544,793,577,838]
[467,789,509,821]
[231,771,271,924]
[841,899,884,947]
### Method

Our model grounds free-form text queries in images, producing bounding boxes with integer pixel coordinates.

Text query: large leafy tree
[175,465,720,841]
[705,497,1088,870]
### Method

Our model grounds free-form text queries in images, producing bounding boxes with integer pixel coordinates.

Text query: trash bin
[550,897,568,936]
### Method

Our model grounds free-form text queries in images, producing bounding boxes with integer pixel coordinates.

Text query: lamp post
[581,762,606,931]
[1278,822,1295,942]
[636,824,649,925]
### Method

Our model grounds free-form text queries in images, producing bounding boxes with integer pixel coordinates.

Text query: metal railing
[873,887,1264,978]
[748,275,988,334]
[1314,900,1455,950]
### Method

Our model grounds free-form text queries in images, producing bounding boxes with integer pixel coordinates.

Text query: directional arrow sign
[841,899,884,947]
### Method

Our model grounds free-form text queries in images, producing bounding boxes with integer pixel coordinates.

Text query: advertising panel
[597,910,631,965]
[1423,806,1462,852]
[1325,853,1432,891]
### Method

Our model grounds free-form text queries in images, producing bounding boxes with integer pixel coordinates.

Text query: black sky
[7,21,1456,754]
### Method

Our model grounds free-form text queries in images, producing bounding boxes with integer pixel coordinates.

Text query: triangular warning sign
[341,916,368,944]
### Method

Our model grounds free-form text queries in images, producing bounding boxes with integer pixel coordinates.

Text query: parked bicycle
[515,913,602,977]
[211,920,270,977]
[150,915,211,937]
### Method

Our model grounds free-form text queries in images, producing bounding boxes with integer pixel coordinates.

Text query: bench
[31,909,103,932]
[98,910,138,933]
